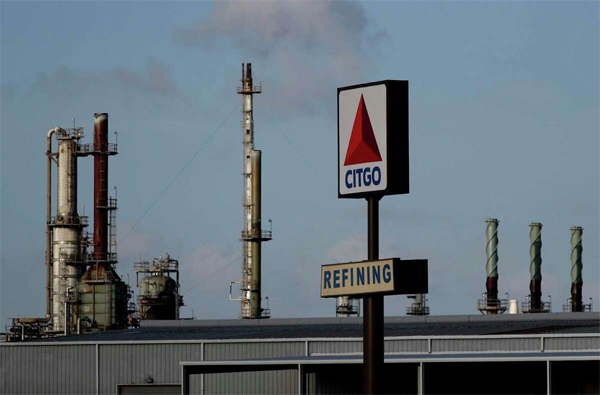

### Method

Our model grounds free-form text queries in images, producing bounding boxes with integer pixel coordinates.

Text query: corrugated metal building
[1,313,599,394]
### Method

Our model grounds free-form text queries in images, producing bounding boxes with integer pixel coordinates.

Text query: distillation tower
[47,127,88,333]
[230,63,272,319]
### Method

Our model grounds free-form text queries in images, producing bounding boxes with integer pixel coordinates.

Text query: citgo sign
[338,80,409,198]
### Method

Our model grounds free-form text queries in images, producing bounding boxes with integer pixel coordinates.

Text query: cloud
[183,245,240,289]
[174,0,386,115]
[327,234,367,263]
[116,226,165,264]
[108,57,182,97]
[28,57,183,99]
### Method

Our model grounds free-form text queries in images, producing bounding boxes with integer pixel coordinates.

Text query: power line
[182,255,239,295]
[263,110,366,232]
[118,99,242,246]
[264,110,335,196]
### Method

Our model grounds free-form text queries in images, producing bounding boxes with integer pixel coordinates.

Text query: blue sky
[1,1,598,325]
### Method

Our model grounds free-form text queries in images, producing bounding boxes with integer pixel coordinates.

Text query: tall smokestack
[234,63,271,319]
[529,222,543,311]
[477,219,507,314]
[485,218,499,304]
[93,113,109,262]
[570,226,583,312]
[79,112,129,331]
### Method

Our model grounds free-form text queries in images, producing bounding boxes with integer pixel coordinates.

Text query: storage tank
[138,275,180,320]
[135,254,183,320]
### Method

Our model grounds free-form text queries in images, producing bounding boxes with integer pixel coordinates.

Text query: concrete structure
[1,314,598,394]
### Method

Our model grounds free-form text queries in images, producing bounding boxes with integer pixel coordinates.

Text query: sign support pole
[364,196,383,394]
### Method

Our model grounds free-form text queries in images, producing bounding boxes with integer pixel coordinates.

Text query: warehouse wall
[1,334,599,394]
[98,344,202,394]
[0,344,95,395]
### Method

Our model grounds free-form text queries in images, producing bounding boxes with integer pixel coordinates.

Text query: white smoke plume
[174,0,387,115]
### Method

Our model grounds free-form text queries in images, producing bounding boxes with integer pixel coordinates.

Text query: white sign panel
[338,84,388,196]
[321,259,395,297]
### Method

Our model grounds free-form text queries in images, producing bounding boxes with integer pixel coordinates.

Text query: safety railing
[562,299,593,312]
[236,85,262,94]
[77,142,118,155]
[522,300,551,313]
[49,215,89,227]
[406,305,430,316]
[477,298,508,314]
[240,229,272,241]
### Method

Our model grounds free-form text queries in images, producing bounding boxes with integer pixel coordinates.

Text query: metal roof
[24,312,599,343]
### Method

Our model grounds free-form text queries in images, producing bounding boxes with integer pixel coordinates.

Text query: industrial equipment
[229,63,272,319]
[46,126,88,334]
[135,254,183,320]
[477,218,508,314]
[78,113,130,331]
[336,296,360,317]
[406,294,430,316]
[563,226,593,312]
[522,222,551,313]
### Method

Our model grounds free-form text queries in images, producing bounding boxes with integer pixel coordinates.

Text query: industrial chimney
[477,219,507,314]
[523,222,550,313]
[562,227,593,312]
[229,63,272,319]
[78,113,130,330]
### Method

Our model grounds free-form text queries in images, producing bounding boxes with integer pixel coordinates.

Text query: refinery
[1,2,599,394]
[1,63,598,395]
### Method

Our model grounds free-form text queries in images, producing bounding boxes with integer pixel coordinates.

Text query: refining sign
[321,258,428,298]
[338,80,409,199]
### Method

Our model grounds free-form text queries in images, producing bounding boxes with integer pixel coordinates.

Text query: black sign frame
[337,80,409,199]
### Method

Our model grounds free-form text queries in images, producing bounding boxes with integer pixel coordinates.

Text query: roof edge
[140,312,600,328]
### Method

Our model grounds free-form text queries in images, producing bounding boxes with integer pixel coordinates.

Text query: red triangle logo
[344,95,382,166]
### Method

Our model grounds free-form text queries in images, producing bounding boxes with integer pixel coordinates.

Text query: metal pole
[46,129,56,319]
[364,196,382,394]
[250,150,262,317]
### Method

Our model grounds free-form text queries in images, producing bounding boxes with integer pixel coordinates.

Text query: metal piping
[249,150,262,317]
[46,127,66,319]
[570,226,583,312]
[46,127,69,320]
